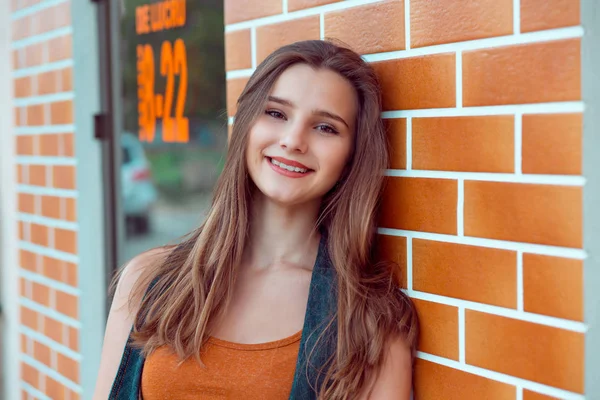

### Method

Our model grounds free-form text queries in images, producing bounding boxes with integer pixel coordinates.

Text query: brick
[464,181,582,248]
[374,234,407,288]
[411,0,512,48]
[66,262,78,286]
[17,164,26,184]
[68,327,79,352]
[466,310,584,393]
[29,164,46,186]
[463,39,580,106]
[289,0,340,11]
[57,353,79,383]
[523,254,583,321]
[384,118,406,169]
[226,78,249,117]
[45,376,66,399]
[225,30,252,71]
[522,114,582,175]
[379,177,457,234]
[65,198,77,222]
[325,1,405,55]
[413,299,458,359]
[14,76,32,98]
[20,277,28,297]
[56,291,78,319]
[412,116,514,172]
[40,133,62,155]
[62,133,75,156]
[20,306,38,330]
[55,228,77,254]
[523,390,559,400]
[50,100,73,124]
[25,43,44,67]
[18,221,27,241]
[18,193,35,214]
[20,250,37,272]
[48,35,72,62]
[521,0,580,33]
[43,316,63,344]
[30,223,48,246]
[21,362,39,388]
[43,256,64,283]
[13,49,21,70]
[372,54,455,110]
[18,220,27,240]
[69,389,81,400]
[53,165,76,189]
[16,135,34,155]
[33,341,51,366]
[21,390,27,400]
[414,358,515,400]
[31,281,50,306]
[37,71,58,95]
[27,104,45,126]
[41,195,61,219]
[225,0,282,24]
[12,16,30,40]
[413,240,517,308]
[256,17,321,64]
[21,334,28,353]
[15,107,23,127]
[61,67,73,91]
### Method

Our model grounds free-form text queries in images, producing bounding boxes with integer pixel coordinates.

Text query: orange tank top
[141,330,302,399]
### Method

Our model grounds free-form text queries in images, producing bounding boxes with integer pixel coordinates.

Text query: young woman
[94,40,418,400]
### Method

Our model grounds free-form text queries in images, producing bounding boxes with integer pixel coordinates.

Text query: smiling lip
[269,156,311,170]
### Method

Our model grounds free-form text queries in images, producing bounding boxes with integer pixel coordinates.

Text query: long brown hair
[122,39,418,398]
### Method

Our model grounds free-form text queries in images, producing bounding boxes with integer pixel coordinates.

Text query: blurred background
[1,0,599,399]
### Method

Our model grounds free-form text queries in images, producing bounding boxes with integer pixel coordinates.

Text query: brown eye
[266,110,286,120]
[316,124,338,135]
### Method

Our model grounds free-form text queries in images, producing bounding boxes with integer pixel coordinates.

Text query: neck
[244,190,322,271]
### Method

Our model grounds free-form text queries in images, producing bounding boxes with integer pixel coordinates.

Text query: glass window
[117,0,226,263]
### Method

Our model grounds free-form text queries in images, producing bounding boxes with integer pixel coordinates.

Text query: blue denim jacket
[109,234,338,399]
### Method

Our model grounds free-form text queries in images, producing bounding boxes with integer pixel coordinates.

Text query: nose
[279,120,308,153]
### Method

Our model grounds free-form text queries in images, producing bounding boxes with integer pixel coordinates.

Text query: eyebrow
[267,95,350,129]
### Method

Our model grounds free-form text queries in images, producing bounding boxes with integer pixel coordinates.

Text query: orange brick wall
[225,0,585,399]
[11,0,81,399]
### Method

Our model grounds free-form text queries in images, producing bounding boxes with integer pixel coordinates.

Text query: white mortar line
[13,92,74,107]
[404,0,410,49]
[456,51,462,107]
[513,0,521,35]
[384,170,585,186]
[20,383,50,400]
[18,213,78,232]
[19,269,79,295]
[417,353,584,400]
[517,251,524,311]
[405,117,412,170]
[282,0,288,13]
[19,298,80,328]
[408,290,586,332]
[406,237,412,291]
[227,68,254,79]
[18,241,78,263]
[457,179,464,236]
[515,113,522,174]
[381,101,584,118]
[11,0,68,20]
[363,26,583,62]
[225,0,383,31]
[17,185,77,198]
[250,27,257,68]
[458,307,465,363]
[376,228,587,260]
[13,59,73,78]
[11,26,72,49]
[16,156,77,166]
[21,355,81,393]
[15,125,75,135]
[320,13,325,40]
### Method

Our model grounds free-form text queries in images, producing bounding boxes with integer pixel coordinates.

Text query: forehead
[269,64,358,124]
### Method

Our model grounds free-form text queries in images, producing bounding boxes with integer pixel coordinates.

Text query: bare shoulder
[92,246,173,400]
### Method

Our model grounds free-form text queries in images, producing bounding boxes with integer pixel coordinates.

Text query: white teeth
[270,158,308,173]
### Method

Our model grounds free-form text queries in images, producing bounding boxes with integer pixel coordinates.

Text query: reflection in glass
[118,0,227,263]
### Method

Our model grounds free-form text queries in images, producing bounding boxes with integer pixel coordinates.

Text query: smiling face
[245,63,358,207]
